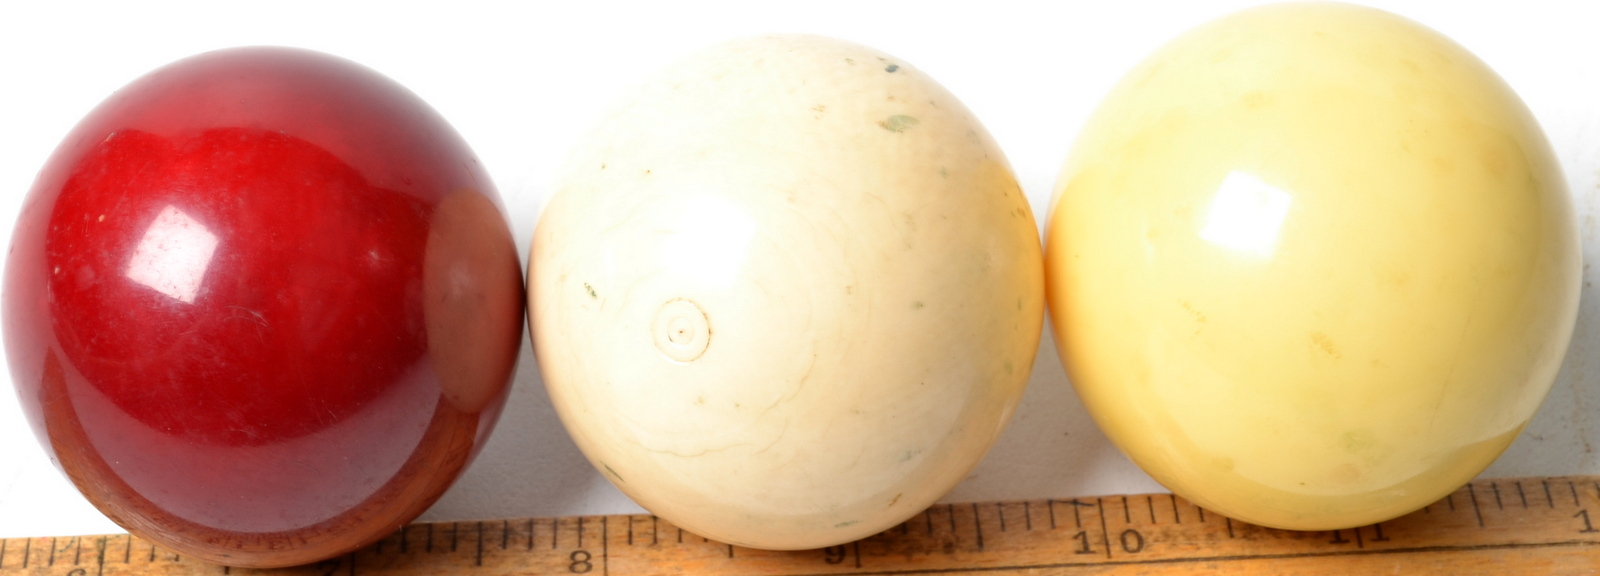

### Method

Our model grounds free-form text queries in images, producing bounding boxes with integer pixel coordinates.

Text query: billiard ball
[3,47,523,567]
[1044,3,1579,530]
[530,35,1045,549]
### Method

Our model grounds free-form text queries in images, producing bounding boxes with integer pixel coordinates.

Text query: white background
[1,0,1598,539]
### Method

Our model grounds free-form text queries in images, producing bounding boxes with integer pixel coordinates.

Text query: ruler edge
[2,473,1598,574]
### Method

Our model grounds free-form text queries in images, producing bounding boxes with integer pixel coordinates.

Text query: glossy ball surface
[531,35,1044,549]
[3,47,523,567]
[1045,4,1579,530]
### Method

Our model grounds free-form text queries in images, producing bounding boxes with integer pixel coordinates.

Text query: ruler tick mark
[1571,481,1582,507]
[997,502,1006,532]
[1024,501,1032,530]
[1517,481,1528,509]
[603,516,610,576]
[1122,496,1131,524]
[527,519,534,551]
[1047,500,1057,530]
[1096,498,1112,559]
[475,522,483,566]
[554,518,560,549]
[1071,499,1083,528]
[677,526,683,544]
[48,537,56,566]
[122,536,129,563]
[1447,493,1456,512]
[22,538,29,568]
[501,520,508,550]
[451,522,459,552]
[95,536,105,576]
[148,542,154,563]
[627,516,634,546]
[1544,479,1555,507]
[973,503,985,549]
[853,541,862,568]
[1147,495,1156,524]
[399,526,409,554]
[948,504,957,534]
[1225,518,1235,538]
[1492,482,1503,510]
[1468,483,1485,528]
[1171,494,1181,524]
[578,516,585,548]
[75,535,83,565]
[652,516,659,545]
[1354,524,1364,548]
[1593,481,1600,503]
[1198,507,1207,523]
[426,523,434,553]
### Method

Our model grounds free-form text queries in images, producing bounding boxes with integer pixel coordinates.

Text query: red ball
[3,47,523,567]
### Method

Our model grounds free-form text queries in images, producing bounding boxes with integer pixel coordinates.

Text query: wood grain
[3,475,1597,575]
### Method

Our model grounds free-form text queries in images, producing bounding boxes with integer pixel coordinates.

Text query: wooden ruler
[3,474,1598,575]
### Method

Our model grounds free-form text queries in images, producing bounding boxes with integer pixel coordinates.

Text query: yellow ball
[1045,3,1579,530]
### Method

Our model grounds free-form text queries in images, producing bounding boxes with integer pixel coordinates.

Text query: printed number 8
[570,550,593,573]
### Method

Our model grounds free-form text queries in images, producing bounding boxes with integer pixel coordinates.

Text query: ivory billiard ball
[1045,3,1579,530]
[3,47,523,567]
[530,35,1044,549]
